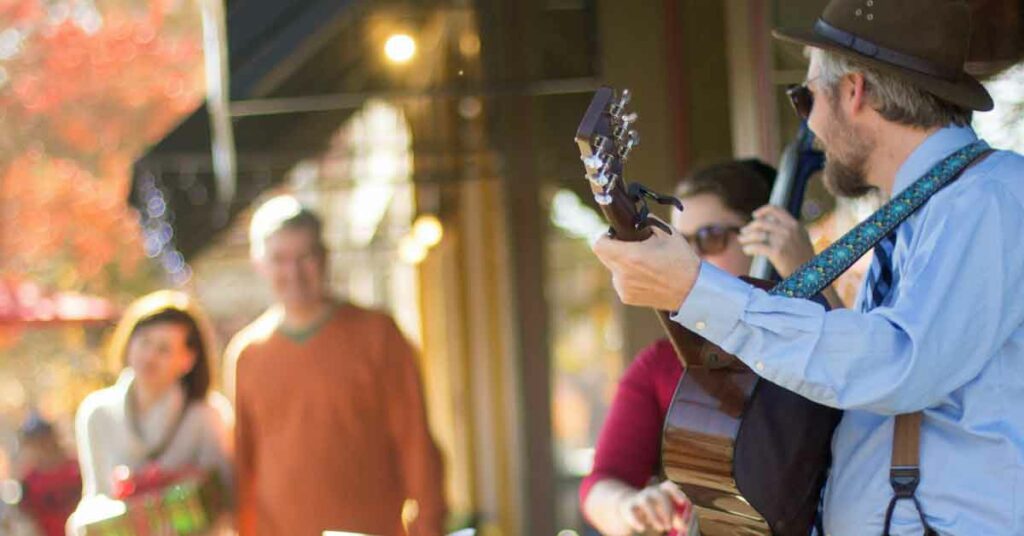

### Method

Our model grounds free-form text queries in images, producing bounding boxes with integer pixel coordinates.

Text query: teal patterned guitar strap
[771,141,991,300]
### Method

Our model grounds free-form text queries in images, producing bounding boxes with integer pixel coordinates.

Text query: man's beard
[820,100,877,198]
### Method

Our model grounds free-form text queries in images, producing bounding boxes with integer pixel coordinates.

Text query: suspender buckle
[890,465,920,498]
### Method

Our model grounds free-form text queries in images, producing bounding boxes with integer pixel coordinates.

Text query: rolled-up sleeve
[672,181,1024,415]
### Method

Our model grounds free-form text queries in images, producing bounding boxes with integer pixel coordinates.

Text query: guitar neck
[576,86,697,367]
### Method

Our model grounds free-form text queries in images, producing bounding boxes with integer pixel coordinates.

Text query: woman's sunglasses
[786,83,814,120]
[682,225,742,256]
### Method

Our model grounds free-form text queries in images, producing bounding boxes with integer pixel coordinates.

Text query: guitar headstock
[574,87,640,206]
[576,87,680,242]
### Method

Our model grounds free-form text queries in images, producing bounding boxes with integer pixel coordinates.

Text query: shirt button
[695,321,707,331]
[755,361,765,372]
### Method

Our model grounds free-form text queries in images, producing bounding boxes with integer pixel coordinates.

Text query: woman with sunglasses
[580,159,825,535]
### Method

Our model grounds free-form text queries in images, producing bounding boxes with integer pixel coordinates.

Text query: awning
[131,0,362,259]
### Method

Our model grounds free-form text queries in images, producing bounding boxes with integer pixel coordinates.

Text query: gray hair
[813,49,972,128]
[249,195,326,259]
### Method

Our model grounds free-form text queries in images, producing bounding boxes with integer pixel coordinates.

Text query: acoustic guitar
[575,87,841,536]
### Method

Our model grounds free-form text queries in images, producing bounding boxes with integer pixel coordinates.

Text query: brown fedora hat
[774,0,993,111]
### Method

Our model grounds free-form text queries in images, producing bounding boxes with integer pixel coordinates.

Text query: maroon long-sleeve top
[579,339,683,519]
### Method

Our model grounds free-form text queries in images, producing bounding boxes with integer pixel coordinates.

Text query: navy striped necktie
[863,232,896,311]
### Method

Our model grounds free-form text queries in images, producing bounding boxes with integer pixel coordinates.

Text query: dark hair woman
[68,290,232,531]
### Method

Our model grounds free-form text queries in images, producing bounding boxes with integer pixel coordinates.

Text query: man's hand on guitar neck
[592,227,701,312]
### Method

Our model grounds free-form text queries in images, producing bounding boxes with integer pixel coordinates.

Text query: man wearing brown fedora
[592,0,1024,534]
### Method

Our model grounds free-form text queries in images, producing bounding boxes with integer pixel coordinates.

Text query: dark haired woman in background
[580,159,833,535]
[69,290,232,531]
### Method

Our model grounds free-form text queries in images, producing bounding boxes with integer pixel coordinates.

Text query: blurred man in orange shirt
[226,195,446,536]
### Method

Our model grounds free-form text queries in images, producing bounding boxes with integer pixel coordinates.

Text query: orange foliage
[0,0,204,295]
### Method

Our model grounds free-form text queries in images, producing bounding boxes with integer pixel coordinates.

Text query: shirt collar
[892,124,978,197]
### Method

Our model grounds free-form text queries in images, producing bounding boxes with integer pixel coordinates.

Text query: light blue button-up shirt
[672,126,1024,535]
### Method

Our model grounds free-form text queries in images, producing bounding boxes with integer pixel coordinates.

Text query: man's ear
[845,72,869,116]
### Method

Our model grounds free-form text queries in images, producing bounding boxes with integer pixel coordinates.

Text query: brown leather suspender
[891,412,922,470]
[884,412,937,535]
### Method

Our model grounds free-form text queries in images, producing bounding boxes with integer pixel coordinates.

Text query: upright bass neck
[748,125,822,281]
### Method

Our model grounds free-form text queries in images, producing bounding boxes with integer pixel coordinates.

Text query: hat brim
[773,27,993,112]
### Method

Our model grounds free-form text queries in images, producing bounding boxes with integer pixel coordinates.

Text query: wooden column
[475,0,556,532]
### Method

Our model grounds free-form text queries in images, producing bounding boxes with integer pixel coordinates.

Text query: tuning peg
[618,89,631,108]
[590,170,611,188]
[609,88,631,119]
[619,130,640,158]
[581,154,603,170]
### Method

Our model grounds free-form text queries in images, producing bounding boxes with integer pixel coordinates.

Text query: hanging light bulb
[384,33,416,64]
[398,234,428,265]
[412,214,444,248]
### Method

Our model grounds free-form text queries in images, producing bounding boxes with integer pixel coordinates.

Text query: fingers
[681,506,700,536]
[737,221,779,257]
[590,234,619,266]
[647,488,675,531]
[659,481,695,534]
[620,485,683,533]
[752,204,797,225]
[592,228,700,310]
[738,216,800,258]
[660,480,689,505]
[737,226,769,247]
[673,501,695,534]
[591,234,642,273]
[591,231,660,263]
[621,502,648,532]
[740,218,789,241]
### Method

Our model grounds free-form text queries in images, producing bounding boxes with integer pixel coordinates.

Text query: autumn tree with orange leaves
[0,0,205,296]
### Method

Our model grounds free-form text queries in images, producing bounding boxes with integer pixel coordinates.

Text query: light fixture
[398,234,429,265]
[412,214,444,248]
[384,33,416,64]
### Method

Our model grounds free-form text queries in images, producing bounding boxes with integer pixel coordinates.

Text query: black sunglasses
[786,83,814,120]
[682,225,742,256]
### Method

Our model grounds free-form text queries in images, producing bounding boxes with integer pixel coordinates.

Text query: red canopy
[0,278,117,326]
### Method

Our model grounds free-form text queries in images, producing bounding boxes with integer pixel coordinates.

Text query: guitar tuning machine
[581,154,604,171]
[594,192,614,206]
[609,88,632,119]
[613,113,638,144]
[590,171,611,188]
[619,130,640,159]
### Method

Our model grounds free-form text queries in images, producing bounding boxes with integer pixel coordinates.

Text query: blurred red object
[20,460,82,536]
[0,277,117,326]
[110,464,199,500]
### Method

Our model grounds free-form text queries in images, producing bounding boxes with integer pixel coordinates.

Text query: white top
[73,369,233,498]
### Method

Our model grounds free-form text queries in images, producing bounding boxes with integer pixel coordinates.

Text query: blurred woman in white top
[68,290,232,531]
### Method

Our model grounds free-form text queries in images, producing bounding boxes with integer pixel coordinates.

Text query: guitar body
[661,326,842,535]
[661,366,765,534]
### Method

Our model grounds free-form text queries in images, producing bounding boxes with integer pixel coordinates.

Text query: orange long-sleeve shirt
[227,303,446,536]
